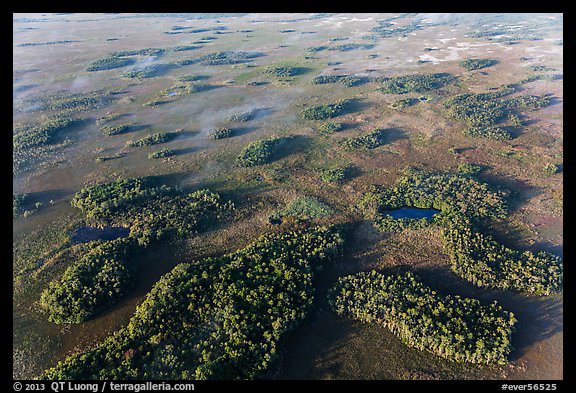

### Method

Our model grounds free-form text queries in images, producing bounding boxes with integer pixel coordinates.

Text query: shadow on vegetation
[125,124,149,134]
[18,188,71,205]
[291,67,314,76]
[336,122,356,132]
[506,125,523,139]
[174,130,200,140]
[345,165,363,181]
[253,106,275,120]
[343,97,372,115]
[478,172,543,213]
[384,127,408,144]
[173,146,198,156]
[277,134,311,159]
[233,126,258,137]
[389,265,564,363]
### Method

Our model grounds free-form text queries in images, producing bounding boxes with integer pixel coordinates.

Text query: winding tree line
[359,169,562,295]
[39,178,234,324]
[41,226,345,379]
[329,271,517,365]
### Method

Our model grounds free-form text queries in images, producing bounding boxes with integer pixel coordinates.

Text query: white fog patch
[418,54,441,65]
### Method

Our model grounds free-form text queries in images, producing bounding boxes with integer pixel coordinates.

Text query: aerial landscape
[13,13,563,381]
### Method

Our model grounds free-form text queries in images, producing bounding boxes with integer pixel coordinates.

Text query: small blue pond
[383,207,440,220]
[71,226,130,243]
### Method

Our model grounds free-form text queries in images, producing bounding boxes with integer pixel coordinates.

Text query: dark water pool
[71,226,130,243]
[383,207,440,220]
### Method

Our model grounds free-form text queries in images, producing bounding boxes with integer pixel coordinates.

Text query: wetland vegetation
[13,12,562,382]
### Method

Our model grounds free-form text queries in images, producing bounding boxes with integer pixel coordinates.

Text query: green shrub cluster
[543,163,559,175]
[186,84,215,94]
[227,109,257,122]
[265,66,297,77]
[100,124,133,136]
[463,126,511,141]
[148,148,176,159]
[317,122,343,135]
[311,75,362,87]
[443,86,551,140]
[341,129,387,150]
[320,166,348,183]
[459,58,497,70]
[311,75,342,84]
[300,99,350,120]
[236,137,289,167]
[389,97,419,109]
[122,64,168,79]
[379,73,454,94]
[40,226,344,379]
[14,90,115,115]
[86,55,135,71]
[329,271,517,365]
[175,74,206,82]
[281,196,334,219]
[71,179,233,246]
[128,131,179,147]
[328,43,375,51]
[13,116,76,151]
[112,48,166,57]
[208,127,233,140]
[39,238,135,324]
[370,19,422,38]
[457,163,483,176]
[196,51,263,65]
[438,211,563,296]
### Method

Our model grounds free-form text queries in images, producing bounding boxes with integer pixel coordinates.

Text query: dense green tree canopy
[329,271,517,365]
[41,226,345,379]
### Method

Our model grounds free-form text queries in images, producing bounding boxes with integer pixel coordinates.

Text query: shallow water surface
[383,207,440,220]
